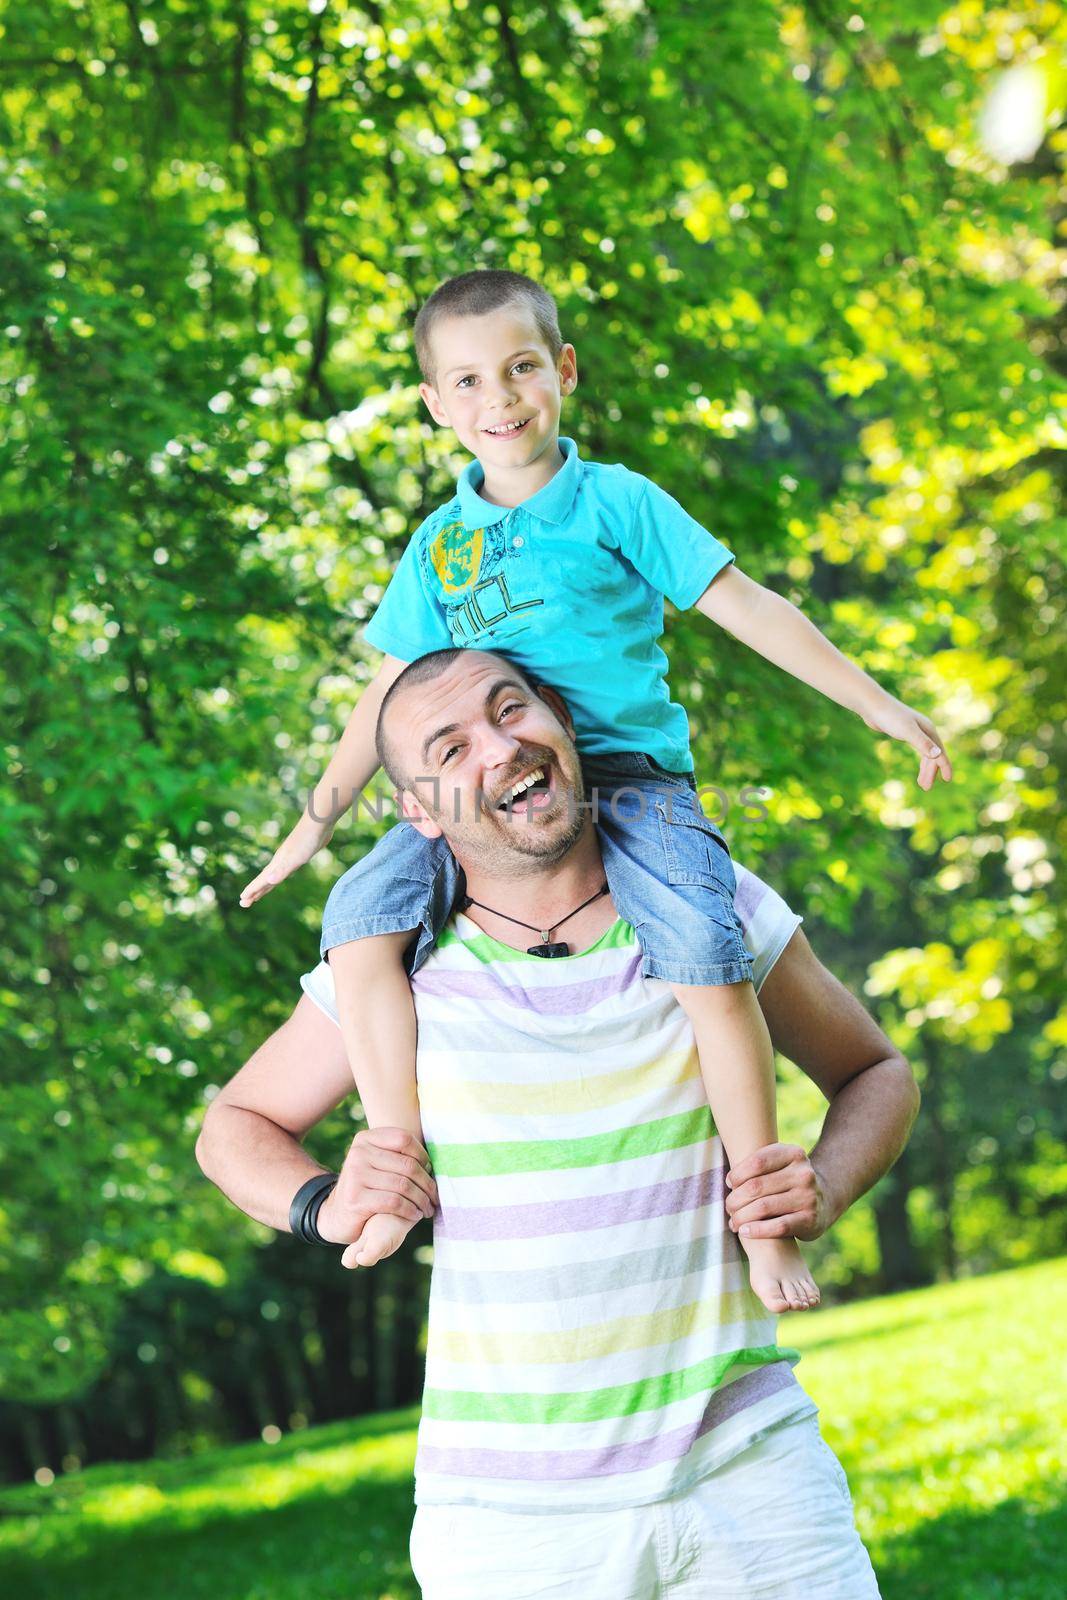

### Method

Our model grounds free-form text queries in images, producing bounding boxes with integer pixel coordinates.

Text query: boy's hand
[860,696,952,791]
[239,815,334,907]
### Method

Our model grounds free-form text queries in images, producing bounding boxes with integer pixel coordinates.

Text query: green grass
[788,1256,1067,1600]
[2,1259,1064,1599]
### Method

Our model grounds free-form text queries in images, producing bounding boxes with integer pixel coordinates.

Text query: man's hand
[316,1127,438,1254]
[859,695,952,792]
[724,1143,835,1242]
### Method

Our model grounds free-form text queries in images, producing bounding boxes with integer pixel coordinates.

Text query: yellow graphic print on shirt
[427,519,485,596]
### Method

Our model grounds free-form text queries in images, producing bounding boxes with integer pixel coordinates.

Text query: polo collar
[457,435,583,530]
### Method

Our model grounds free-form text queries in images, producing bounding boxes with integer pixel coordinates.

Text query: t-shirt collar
[457,435,582,530]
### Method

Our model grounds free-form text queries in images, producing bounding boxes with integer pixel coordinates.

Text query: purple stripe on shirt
[733,869,768,931]
[434,1164,725,1241]
[416,1360,797,1482]
[412,952,645,1016]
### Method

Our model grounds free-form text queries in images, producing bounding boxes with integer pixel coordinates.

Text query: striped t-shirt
[404,863,816,1513]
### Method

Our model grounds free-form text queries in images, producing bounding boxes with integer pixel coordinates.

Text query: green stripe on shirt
[423,1346,795,1425]
[428,1105,715,1177]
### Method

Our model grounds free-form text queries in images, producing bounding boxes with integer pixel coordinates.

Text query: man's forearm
[809,1056,920,1226]
[196,1104,330,1232]
[725,1050,919,1242]
[731,927,923,1240]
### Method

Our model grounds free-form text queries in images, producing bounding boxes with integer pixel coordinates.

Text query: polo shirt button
[512,535,524,548]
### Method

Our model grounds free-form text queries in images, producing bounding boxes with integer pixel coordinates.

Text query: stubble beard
[476,795,588,876]
[443,751,589,879]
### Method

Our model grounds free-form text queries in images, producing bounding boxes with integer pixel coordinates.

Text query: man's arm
[195,993,438,1246]
[724,925,920,1240]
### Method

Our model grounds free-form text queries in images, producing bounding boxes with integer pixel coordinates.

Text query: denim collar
[457,435,582,530]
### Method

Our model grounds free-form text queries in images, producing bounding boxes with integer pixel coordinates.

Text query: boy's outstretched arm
[694,568,952,791]
[240,652,409,906]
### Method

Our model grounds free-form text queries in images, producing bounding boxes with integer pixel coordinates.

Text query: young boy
[240,269,950,1312]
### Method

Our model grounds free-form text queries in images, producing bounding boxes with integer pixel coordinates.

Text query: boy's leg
[585,758,818,1313]
[671,978,818,1312]
[318,823,459,1266]
[330,930,424,1268]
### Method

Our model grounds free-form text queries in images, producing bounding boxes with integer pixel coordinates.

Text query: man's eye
[499,702,522,719]
[441,744,462,763]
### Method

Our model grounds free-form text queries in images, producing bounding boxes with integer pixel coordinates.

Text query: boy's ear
[558,343,578,395]
[399,785,444,840]
[419,381,449,428]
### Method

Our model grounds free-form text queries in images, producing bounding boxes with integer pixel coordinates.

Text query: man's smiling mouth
[494,765,554,813]
[483,417,532,437]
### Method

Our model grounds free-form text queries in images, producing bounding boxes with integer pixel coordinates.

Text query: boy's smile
[482,415,534,439]
[418,303,578,507]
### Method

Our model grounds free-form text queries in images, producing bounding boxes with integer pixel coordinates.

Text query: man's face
[387,654,588,875]
[418,303,577,469]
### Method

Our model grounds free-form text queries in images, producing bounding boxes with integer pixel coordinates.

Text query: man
[197,648,918,1597]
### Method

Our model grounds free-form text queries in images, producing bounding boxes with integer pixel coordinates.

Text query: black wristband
[289,1172,339,1245]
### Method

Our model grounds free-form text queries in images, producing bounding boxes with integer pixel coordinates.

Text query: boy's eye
[455,361,536,389]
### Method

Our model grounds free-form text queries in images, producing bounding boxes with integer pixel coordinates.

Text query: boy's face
[419,303,577,467]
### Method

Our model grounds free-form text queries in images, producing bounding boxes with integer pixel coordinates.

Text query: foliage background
[1,0,1064,1487]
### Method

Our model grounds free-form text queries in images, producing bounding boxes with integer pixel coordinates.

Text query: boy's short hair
[414,269,563,388]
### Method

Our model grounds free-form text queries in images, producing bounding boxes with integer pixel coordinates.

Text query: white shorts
[409,1413,881,1599]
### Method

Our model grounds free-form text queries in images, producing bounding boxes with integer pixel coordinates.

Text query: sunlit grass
[0,1408,422,1600]
[785,1257,1067,1599]
[2,1260,1064,1599]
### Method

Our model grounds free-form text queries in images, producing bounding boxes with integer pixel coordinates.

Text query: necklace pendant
[528,940,570,959]
[541,930,551,943]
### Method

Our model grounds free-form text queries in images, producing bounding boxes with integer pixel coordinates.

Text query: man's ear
[534,683,575,740]
[399,785,444,840]
[419,381,449,428]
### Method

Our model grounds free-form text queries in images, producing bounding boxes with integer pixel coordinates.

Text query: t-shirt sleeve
[730,862,804,995]
[619,473,736,610]
[362,528,454,662]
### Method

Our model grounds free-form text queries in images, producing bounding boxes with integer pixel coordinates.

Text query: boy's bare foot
[340,1210,417,1270]
[740,1233,820,1313]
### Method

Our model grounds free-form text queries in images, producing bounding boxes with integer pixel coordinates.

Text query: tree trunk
[922,1040,959,1279]
[873,1149,928,1291]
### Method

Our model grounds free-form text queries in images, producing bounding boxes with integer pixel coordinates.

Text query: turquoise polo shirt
[362,436,735,772]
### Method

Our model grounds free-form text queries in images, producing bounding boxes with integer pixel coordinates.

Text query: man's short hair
[414,270,564,389]
[375,648,540,790]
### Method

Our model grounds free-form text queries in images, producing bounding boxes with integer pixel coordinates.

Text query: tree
[1,0,1063,1469]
